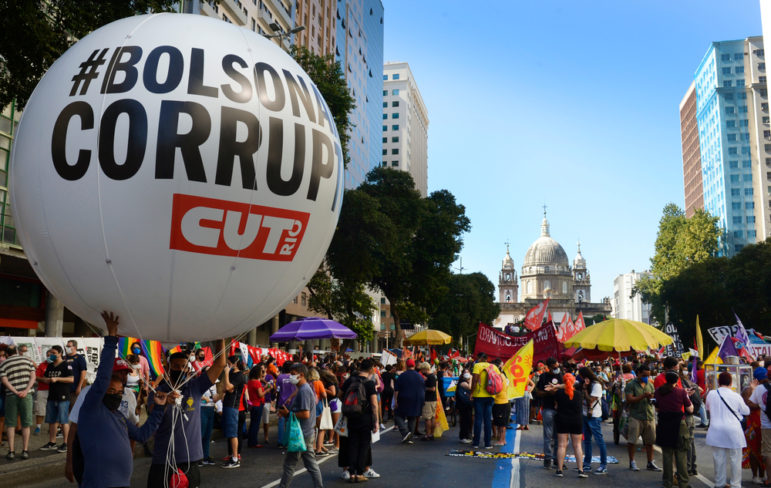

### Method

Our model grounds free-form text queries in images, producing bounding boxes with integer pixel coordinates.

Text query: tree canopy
[0,1,177,109]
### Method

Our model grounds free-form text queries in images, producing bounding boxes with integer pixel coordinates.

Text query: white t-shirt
[69,385,138,424]
[583,382,603,417]
[706,387,750,449]
[750,384,771,429]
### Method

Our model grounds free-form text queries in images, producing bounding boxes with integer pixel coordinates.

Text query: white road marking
[260,425,395,488]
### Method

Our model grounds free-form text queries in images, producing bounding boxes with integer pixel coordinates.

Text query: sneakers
[39,442,57,451]
[578,471,589,478]
[201,458,216,466]
[594,466,608,475]
[222,458,240,469]
[647,461,662,472]
[555,470,564,477]
[583,465,591,472]
[341,470,351,481]
[629,461,640,471]
[57,444,67,453]
[753,477,763,485]
[20,450,29,460]
[544,460,553,469]
[460,438,472,444]
[401,432,413,444]
[363,468,380,479]
[484,445,494,450]
[5,451,14,461]
[33,427,40,436]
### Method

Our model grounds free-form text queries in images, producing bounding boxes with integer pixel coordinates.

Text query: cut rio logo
[170,193,309,261]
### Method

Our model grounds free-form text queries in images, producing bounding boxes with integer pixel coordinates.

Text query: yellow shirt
[472,362,501,398]
[494,374,510,404]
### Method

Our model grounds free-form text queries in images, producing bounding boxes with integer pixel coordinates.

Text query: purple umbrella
[269,317,358,342]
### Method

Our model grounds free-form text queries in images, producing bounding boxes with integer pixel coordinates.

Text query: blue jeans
[248,405,264,447]
[542,408,557,462]
[698,403,708,426]
[583,416,607,468]
[473,397,494,447]
[278,415,288,446]
[201,407,214,459]
[515,395,530,426]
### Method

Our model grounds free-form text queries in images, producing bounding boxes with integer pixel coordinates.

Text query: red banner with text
[474,323,530,360]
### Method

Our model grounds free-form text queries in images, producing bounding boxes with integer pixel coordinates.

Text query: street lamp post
[264,22,305,50]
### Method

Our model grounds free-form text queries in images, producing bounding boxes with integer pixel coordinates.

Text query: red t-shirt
[36,362,49,391]
[696,369,706,392]
[654,372,682,390]
[247,379,265,407]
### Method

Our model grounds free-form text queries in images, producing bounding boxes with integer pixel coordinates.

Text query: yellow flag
[696,315,704,357]
[704,346,722,365]
[433,390,450,438]
[503,339,534,400]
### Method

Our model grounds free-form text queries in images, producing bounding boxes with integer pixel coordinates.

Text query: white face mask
[288,374,300,385]
[462,372,471,380]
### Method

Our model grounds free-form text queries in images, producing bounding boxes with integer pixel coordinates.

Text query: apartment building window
[730,160,739,169]
[391,136,399,142]
[730,175,740,182]
[746,188,754,196]
[382,125,387,131]
[727,120,736,127]
[383,74,387,80]
[766,130,771,139]
[749,230,757,239]
[726,106,735,114]
[382,90,387,96]
[728,134,737,142]
[736,66,745,74]
[767,171,771,180]
[738,80,746,87]
[762,76,768,84]
[761,63,767,71]
[728,147,738,155]
[725,93,735,100]
[722,54,731,61]
[746,201,755,208]
[735,53,744,60]
[380,310,386,317]
[392,89,399,95]
[724,80,733,87]
[391,161,398,167]
[748,216,756,223]
[383,102,387,108]
[392,101,399,107]
[393,74,400,80]
[731,188,741,196]
[734,230,743,238]
[733,202,742,210]
[733,216,742,224]
[382,137,387,143]
[382,114,387,120]
[741,120,749,127]
[740,105,748,113]
[392,124,399,130]
[391,148,399,154]
[722,67,732,75]
[382,149,387,155]
[735,244,744,252]
[766,144,771,152]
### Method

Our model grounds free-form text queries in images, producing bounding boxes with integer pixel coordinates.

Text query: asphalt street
[20,416,726,488]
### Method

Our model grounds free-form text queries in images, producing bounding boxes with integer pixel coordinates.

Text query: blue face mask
[48,354,57,363]
[640,376,649,384]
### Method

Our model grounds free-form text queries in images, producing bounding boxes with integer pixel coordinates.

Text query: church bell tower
[499,243,518,303]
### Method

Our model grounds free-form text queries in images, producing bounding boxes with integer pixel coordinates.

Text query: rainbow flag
[118,336,165,378]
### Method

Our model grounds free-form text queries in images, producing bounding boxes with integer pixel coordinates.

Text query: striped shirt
[0,355,36,395]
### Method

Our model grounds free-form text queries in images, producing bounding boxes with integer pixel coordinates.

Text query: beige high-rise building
[294,0,336,56]
[382,62,429,196]
[196,0,296,50]
[680,82,703,217]
[745,36,771,240]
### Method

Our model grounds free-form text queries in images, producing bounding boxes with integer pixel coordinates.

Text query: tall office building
[195,0,297,48]
[680,82,704,217]
[744,36,771,241]
[295,0,336,56]
[695,40,757,256]
[382,62,429,196]
[335,0,384,189]
[612,271,653,324]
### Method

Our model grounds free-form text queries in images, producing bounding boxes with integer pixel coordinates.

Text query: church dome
[523,217,569,270]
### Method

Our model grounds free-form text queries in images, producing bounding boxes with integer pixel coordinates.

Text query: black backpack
[342,377,368,417]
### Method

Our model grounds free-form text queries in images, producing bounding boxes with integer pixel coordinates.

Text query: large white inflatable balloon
[10,14,343,342]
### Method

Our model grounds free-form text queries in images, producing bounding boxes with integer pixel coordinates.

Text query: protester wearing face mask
[192,349,211,375]
[221,355,247,469]
[33,349,54,436]
[76,312,169,488]
[39,345,74,453]
[534,357,563,469]
[146,341,226,485]
[127,341,151,393]
[624,363,661,472]
[64,340,87,408]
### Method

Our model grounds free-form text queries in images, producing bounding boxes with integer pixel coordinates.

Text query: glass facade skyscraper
[695,40,756,256]
[335,0,384,189]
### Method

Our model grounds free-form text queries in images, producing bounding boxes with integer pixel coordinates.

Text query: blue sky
[382,0,763,301]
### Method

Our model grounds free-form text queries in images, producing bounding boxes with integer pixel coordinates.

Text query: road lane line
[260,425,395,488]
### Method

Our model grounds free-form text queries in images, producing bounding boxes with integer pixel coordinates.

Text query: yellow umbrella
[404,329,452,346]
[563,318,673,352]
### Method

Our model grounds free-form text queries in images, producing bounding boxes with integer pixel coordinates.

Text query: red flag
[573,312,586,334]
[547,311,553,324]
[524,299,549,331]
[556,316,573,343]
[430,348,437,363]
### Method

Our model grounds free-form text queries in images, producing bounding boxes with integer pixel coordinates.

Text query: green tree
[428,272,499,349]
[326,167,470,347]
[0,1,177,109]
[306,268,376,343]
[635,204,720,325]
[290,46,355,169]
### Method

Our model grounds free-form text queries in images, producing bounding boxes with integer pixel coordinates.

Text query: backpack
[456,384,472,405]
[485,364,504,395]
[341,377,368,417]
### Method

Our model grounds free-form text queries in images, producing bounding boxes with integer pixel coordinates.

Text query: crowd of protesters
[4,319,771,488]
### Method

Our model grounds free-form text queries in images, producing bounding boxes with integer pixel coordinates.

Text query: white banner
[2,336,106,385]
[381,349,397,366]
[707,325,738,346]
